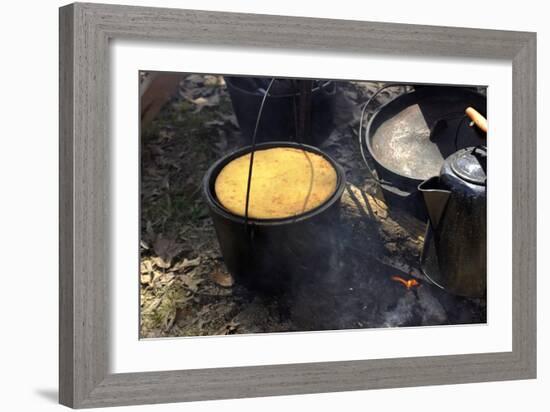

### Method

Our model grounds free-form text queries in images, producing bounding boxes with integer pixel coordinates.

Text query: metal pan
[362,85,486,220]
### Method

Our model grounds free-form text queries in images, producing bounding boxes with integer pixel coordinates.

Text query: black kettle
[418,146,487,297]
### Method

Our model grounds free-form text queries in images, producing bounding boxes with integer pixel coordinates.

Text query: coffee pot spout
[418,176,451,228]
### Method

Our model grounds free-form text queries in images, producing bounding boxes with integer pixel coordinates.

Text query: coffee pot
[418,146,487,297]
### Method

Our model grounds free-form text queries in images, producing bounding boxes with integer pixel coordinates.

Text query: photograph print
[139,72,487,338]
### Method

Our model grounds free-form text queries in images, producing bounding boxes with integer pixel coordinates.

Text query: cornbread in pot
[214,147,337,219]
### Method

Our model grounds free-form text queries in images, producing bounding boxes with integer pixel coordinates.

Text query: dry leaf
[209,270,234,288]
[183,94,221,112]
[163,308,177,332]
[203,75,219,86]
[140,273,153,286]
[217,320,239,335]
[170,257,201,273]
[140,259,153,274]
[181,273,203,292]
[152,256,171,269]
[153,235,184,268]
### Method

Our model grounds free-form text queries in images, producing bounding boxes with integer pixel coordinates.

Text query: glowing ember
[391,276,420,290]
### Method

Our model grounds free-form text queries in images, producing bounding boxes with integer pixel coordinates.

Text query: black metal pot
[363,85,487,221]
[203,141,346,294]
[225,77,337,146]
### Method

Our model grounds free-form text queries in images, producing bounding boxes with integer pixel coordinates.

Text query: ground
[139,74,486,338]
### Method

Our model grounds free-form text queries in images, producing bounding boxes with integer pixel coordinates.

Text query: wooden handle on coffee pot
[465,107,488,134]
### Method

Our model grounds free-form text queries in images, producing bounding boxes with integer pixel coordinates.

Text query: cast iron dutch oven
[362,85,487,221]
[203,141,346,294]
[225,77,337,146]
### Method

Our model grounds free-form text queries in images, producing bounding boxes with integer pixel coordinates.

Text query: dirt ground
[139,74,486,338]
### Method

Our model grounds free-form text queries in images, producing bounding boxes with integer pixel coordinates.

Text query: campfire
[391,276,420,290]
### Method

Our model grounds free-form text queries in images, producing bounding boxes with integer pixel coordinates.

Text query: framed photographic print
[59,2,536,408]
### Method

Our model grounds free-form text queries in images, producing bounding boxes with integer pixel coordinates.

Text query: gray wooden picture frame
[59,2,537,408]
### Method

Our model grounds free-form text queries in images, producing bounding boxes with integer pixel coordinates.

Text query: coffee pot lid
[449,146,487,185]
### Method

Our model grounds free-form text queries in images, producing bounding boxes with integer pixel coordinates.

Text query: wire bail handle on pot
[243,78,323,237]
[357,83,407,186]
[243,78,276,237]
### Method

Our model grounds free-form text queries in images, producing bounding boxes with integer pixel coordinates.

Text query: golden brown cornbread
[215,147,337,219]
